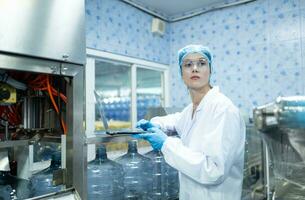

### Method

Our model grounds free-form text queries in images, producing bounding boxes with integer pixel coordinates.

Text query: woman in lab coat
[134,44,245,200]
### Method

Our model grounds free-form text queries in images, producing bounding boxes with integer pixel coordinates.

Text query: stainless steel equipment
[0,0,87,199]
[254,96,305,200]
[23,96,46,129]
[242,125,265,200]
[0,0,85,65]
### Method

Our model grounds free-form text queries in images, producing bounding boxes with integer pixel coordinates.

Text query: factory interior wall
[85,0,171,65]
[169,0,305,118]
[86,0,305,119]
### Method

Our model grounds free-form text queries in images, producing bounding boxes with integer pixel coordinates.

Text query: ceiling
[122,0,247,21]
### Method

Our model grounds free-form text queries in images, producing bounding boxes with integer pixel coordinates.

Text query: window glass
[95,60,131,130]
[136,68,164,120]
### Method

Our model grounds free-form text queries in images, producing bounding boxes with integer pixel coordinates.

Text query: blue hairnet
[178,44,213,73]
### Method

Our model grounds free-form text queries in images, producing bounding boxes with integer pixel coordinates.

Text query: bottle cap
[128,140,138,153]
[96,145,107,159]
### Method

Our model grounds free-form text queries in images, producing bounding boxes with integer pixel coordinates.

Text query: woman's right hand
[136,119,160,131]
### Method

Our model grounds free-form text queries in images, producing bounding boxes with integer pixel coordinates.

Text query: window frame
[85,48,170,136]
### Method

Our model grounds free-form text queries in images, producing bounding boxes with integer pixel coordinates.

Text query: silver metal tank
[254,96,305,199]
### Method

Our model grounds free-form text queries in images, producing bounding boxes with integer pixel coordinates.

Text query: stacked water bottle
[27,140,178,199]
[0,150,62,200]
[30,151,64,197]
[103,97,130,121]
[102,95,161,121]
[0,170,31,199]
[87,140,179,200]
[137,95,161,120]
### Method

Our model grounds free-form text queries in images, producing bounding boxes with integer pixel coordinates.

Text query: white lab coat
[151,86,245,200]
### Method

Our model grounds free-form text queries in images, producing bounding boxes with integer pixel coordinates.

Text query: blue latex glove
[136,119,160,131]
[133,127,167,150]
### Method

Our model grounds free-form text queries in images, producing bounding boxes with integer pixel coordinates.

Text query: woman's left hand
[133,127,168,150]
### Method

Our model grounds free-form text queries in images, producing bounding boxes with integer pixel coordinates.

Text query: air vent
[151,18,165,35]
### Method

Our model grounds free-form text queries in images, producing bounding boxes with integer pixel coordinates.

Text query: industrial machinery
[0,0,86,199]
[242,125,265,200]
[254,96,305,200]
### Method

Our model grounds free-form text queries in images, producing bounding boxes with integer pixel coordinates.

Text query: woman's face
[181,53,211,90]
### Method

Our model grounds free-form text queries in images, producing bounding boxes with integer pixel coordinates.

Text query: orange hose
[61,118,67,134]
[26,74,67,134]
[51,87,67,103]
[46,76,67,134]
[47,76,59,113]
[32,87,67,103]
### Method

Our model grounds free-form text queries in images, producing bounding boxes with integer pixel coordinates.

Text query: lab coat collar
[194,86,219,112]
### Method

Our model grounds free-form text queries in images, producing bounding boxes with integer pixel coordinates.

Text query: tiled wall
[86,0,170,64]
[169,0,305,117]
[86,0,305,118]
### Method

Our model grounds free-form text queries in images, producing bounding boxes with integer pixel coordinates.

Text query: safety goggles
[182,59,209,70]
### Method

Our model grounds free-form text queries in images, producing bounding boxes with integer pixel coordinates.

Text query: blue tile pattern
[85,0,305,118]
[86,0,170,64]
[169,0,305,116]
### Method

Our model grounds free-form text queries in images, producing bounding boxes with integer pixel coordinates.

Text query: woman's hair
[178,44,213,75]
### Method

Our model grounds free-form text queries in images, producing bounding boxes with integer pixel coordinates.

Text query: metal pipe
[23,96,45,129]
[4,121,9,140]
[0,120,8,141]
[263,140,271,200]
